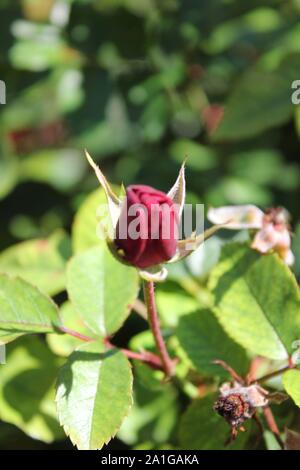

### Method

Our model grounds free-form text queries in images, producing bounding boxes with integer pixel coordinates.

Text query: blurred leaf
[283,369,300,408]
[56,342,133,450]
[130,329,156,352]
[20,148,86,191]
[73,86,135,157]
[230,149,300,192]
[95,0,156,17]
[156,284,199,328]
[264,430,282,450]
[0,274,61,344]
[0,144,18,199]
[214,70,294,140]
[141,94,170,142]
[0,231,70,296]
[179,395,249,450]
[170,139,217,171]
[0,336,63,443]
[206,177,272,206]
[172,107,202,138]
[185,236,223,279]
[9,39,82,72]
[131,360,165,392]
[129,331,165,390]
[2,69,83,131]
[229,149,283,185]
[176,310,248,377]
[118,380,178,446]
[186,231,250,279]
[209,244,300,360]
[67,245,139,336]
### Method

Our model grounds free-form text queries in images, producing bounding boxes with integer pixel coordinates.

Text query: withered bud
[263,207,290,229]
[214,393,254,428]
[214,382,269,429]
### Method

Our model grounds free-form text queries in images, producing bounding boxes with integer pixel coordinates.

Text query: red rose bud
[114,185,179,269]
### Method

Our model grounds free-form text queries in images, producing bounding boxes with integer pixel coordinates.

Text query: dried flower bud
[252,207,294,266]
[214,381,269,438]
[207,205,294,266]
[214,393,254,428]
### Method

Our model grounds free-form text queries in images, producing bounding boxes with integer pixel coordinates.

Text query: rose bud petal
[207,205,264,230]
[114,185,179,269]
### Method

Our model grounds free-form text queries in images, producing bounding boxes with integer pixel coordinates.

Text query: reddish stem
[105,339,163,370]
[246,357,264,385]
[143,280,174,377]
[253,364,296,385]
[59,326,92,342]
[263,407,284,450]
[60,326,164,371]
[213,359,245,384]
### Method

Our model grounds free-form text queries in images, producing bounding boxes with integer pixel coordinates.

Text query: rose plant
[0,153,300,450]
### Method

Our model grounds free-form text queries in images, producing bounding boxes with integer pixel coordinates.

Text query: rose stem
[104,339,163,370]
[213,359,245,384]
[58,326,92,342]
[263,407,285,450]
[253,363,296,385]
[143,280,174,377]
[60,326,164,371]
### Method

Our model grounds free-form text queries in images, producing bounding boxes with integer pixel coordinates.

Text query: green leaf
[176,310,248,377]
[214,70,294,140]
[169,139,217,171]
[9,39,82,72]
[129,331,165,391]
[209,244,300,360]
[47,301,94,357]
[0,274,61,344]
[72,187,113,253]
[283,370,300,408]
[0,231,70,296]
[56,342,133,450]
[0,336,63,443]
[118,380,178,447]
[20,149,86,191]
[179,395,249,450]
[67,245,139,337]
[264,430,282,450]
[0,144,18,200]
[156,285,199,328]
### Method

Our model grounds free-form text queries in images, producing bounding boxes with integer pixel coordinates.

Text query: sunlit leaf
[209,244,300,360]
[283,369,300,408]
[176,310,248,377]
[67,245,139,337]
[0,274,61,344]
[0,231,70,296]
[56,342,133,450]
[0,336,63,443]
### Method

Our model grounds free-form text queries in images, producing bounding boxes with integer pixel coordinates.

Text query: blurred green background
[0,0,300,449]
